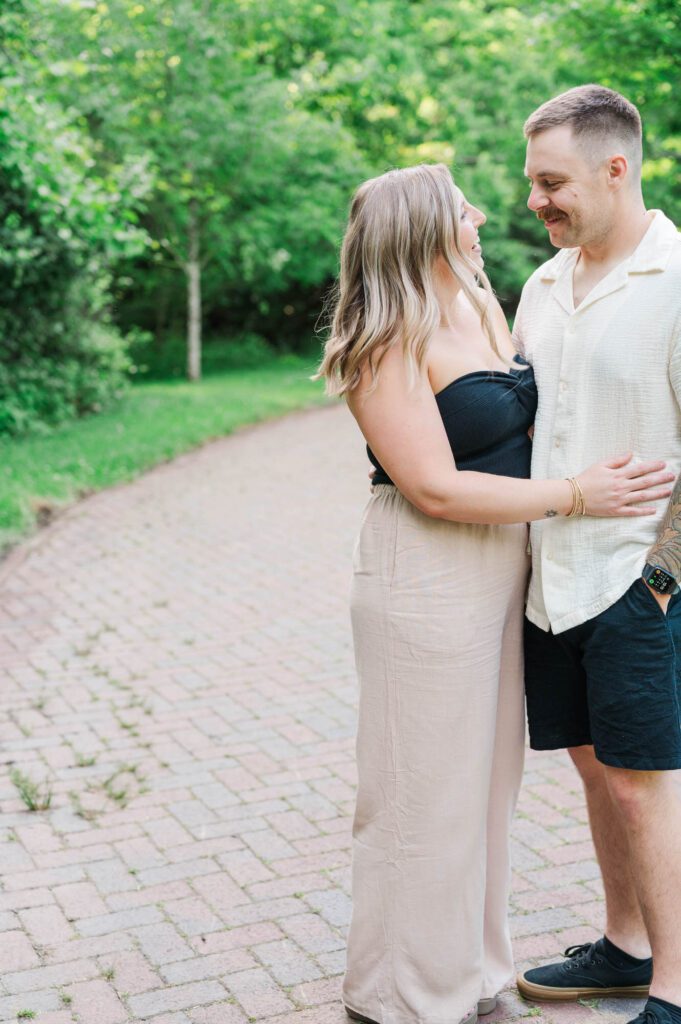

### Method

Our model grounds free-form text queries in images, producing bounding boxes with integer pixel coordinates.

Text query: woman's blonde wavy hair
[316,162,499,397]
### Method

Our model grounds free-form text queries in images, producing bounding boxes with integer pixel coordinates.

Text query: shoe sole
[345,1008,378,1024]
[478,997,497,1015]
[516,976,650,1001]
[345,1005,478,1024]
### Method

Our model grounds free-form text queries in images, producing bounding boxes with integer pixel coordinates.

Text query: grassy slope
[0,356,331,552]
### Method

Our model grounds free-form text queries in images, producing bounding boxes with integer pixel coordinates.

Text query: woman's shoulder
[348,340,423,411]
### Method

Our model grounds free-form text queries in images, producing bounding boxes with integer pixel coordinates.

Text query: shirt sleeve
[668,305,681,409]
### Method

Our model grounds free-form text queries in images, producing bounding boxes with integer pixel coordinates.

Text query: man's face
[524,125,613,249]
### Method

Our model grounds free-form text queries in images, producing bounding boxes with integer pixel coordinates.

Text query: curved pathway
[0,405,639,1024]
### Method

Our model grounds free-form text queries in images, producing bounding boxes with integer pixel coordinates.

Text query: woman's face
[458,194,486,268]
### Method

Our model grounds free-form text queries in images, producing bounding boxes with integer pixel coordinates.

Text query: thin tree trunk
[186,199,202,381]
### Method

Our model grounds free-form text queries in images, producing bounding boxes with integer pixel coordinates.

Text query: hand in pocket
[642,579,672,616]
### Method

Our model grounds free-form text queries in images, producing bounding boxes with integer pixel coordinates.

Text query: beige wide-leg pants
[343,485,529,1024]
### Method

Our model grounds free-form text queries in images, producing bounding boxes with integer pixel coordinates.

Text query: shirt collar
[538,209,679,283]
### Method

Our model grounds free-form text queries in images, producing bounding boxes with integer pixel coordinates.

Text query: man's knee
[568,744,603,787]
[604,765,664,822]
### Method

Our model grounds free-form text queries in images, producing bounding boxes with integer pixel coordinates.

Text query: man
[513,85,681,1024]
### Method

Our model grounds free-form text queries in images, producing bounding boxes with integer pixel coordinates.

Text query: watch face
[646,566,675,594]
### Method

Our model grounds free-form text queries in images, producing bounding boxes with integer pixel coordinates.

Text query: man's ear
[607,153,629,191]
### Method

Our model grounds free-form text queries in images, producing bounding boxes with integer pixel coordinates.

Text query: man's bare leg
[604,766,681,1002]
[569,745,651,959]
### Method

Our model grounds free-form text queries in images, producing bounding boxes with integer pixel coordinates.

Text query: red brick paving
[0,405,645,1023]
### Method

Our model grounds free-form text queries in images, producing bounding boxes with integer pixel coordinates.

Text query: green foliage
[1,0,679,430]
[0,2,150,434]
[131,333,276,380]
[0,325,132,436]
[35,0,369,345]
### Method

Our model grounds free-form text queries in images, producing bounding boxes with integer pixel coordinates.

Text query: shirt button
[554,439,561,448]
[560,380,567,391]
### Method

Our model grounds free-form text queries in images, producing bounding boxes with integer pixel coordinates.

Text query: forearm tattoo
[648,472,681,579]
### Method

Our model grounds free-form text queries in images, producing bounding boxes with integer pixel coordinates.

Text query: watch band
[642,563,681,596]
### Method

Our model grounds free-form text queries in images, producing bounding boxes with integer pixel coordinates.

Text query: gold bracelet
[565,477,586,517]
[565,477,577,517]
[573,476,586,516]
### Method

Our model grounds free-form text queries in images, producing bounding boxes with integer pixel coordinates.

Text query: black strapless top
[367,354,537,484]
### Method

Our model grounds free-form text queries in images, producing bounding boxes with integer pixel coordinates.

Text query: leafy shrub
[0,39,149,435]
[0,325,132,435]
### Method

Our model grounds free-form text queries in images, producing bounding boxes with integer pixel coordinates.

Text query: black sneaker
[516,938,652,1000]
[628,1002,677,1024]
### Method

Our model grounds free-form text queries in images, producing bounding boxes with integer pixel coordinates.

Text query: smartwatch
[642,563,680,596]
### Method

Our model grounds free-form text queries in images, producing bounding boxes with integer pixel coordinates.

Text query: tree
[7,0,679,398]
[37,0,369,376]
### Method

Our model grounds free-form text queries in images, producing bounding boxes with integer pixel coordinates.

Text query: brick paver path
[0,405,646,1024]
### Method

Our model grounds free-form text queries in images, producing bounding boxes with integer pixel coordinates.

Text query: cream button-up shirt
[513,210,681,634]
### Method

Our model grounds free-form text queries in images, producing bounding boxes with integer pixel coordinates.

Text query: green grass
[0,354,331,552]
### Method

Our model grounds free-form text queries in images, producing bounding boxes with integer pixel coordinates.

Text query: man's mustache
[537,208,566,221]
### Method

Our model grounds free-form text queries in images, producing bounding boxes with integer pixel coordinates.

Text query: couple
[317,85,681,1024]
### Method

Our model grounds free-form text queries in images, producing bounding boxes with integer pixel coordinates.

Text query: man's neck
[578,202,652,272]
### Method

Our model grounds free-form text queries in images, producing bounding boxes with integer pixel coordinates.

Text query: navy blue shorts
[524,577,681,770]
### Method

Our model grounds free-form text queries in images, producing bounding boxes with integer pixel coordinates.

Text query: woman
[316,163,672,1024]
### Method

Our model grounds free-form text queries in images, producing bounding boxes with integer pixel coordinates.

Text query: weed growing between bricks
[9,769,52,811]
[68,761,148,820]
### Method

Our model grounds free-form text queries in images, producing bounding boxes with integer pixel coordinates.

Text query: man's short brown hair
[524,84,642,177]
